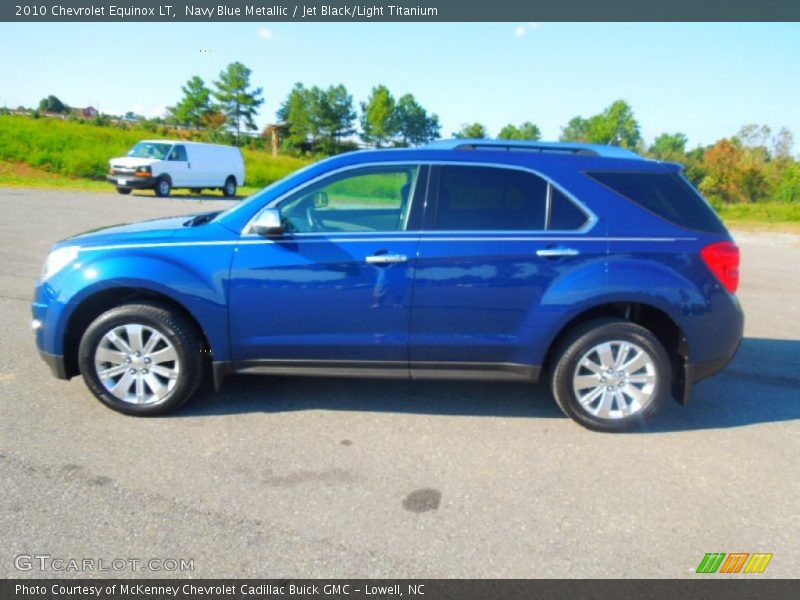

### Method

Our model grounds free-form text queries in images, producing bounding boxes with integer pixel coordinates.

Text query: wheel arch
[62,287,212,379]
[542,301,690,404]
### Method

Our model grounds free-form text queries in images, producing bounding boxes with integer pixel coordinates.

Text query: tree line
[453,100,799,205]
[27,61,799,205]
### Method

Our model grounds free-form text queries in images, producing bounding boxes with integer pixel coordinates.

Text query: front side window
[168,145,187,161]
[434,166,547,231]
[277,165,420,233]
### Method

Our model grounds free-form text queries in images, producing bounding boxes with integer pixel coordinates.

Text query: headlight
[41,246,80,281]
[135,166,152,177]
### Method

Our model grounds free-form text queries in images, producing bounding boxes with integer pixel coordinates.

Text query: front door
[229,164,427,370]
[164,144,191,187]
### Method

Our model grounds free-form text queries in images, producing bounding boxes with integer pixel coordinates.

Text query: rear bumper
[106,175,156,189]
[38,349,69,380]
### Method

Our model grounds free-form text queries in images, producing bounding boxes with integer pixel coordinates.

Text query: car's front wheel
[78,303,204,416]
[154,176,172,197]
[549,318,670,432]
[116,187,132,195]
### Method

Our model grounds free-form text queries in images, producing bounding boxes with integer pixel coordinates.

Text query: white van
[107,140,245,197]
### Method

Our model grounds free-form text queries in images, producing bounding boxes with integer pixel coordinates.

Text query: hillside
[0,114,311,188]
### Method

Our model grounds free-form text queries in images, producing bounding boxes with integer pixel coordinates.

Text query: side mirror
[313,192,329,208]
[251,208,284,236]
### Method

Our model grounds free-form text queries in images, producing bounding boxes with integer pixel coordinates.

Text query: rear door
[409,164,606,376]
[228,164,427,367]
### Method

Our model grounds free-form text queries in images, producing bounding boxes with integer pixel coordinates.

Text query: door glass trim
[242,160,597,236]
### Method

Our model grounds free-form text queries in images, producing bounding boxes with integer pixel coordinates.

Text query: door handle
[366,254,408,265]
[536,246,580,258]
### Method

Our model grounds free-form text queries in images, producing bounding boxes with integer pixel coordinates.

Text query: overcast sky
[1,22,798,149]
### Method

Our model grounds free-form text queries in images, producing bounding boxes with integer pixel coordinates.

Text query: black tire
[154,176,172,197]
[78,303,204,416]
[548,318,671,432]
[116,187,132,195]
[222,176,237,197]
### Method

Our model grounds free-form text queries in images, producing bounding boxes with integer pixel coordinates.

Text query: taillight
[701,241,740,294]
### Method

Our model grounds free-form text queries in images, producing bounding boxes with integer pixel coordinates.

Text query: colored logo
[696,552,773,574]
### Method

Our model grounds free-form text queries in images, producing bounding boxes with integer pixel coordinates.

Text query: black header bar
[4,0,800,22]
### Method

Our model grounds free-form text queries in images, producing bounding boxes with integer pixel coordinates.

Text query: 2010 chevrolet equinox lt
[33,140,743,431]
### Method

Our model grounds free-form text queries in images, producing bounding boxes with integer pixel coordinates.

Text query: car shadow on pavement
[180,337,800,431]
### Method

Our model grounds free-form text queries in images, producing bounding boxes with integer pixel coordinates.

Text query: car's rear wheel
[78,303,204,416]
[154,176,171,197]
[549,318,670,432]
[116,187,132,195]
[222,176,237,197]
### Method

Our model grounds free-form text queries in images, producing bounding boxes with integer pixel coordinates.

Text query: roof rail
[425,139,642,159]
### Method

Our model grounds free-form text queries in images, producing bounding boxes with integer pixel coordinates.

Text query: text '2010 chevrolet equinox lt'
[33,140,743,431]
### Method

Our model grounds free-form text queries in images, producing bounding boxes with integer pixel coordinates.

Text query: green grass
[714,201,800,231]
[0,114,311,188]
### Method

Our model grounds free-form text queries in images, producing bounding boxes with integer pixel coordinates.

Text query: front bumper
[38,348,69,380]
[106,174,156,189]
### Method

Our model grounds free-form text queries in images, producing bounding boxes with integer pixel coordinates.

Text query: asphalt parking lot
[1,188,798,578]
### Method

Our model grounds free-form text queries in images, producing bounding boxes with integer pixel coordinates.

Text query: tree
[38,95,69,114]
[560,100,641,148]
[648,132,689,162]
[213,62,264,145]
[560,116,590,142]
[360,85,397,147]
[394,94,440,146]
[315,84,357,152]
[497,121,541,141]
[277,83,318,151]
[772,127,794,159]
[278,83,356,153]
[453,122,488,139]
[172,76,212,128]
[700,139,746,204]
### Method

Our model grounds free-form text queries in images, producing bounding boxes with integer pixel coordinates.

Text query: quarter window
[548,187,589,230]
[278,166,420,233]
[435,166,548,231]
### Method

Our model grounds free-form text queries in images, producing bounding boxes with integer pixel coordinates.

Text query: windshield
[127,142,172,160]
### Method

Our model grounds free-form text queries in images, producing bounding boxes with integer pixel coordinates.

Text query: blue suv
[33,140,743,431]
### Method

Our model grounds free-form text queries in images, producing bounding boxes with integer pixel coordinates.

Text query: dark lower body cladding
[38,349,68,379]
[211,360,541,392]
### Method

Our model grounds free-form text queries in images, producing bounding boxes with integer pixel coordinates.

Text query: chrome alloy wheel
[94,323,180,405]
[572,340,657,419]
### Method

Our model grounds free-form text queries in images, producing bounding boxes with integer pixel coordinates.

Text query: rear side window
[435,166,547,230]
[586,171,726,234]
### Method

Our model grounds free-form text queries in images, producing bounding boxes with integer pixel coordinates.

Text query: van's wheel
[548,318,670,432]
[78,303,204,416]
[116,187,132,195]
[154,176,172,197]
[222,176,237,197]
